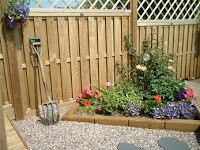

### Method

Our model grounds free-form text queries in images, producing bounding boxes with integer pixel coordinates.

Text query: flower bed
[63,38,200,132]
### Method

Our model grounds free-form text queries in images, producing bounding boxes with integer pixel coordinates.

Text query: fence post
[5,26,26,120]
[131,0,137,50]
[0,90,8,150]
[1,0,25,120]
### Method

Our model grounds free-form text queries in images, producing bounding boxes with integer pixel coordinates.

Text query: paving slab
[117,143,146,150]
[158,137,190,150]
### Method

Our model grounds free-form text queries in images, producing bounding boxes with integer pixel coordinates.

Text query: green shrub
[100,81,143,115]
[147,76,185,103]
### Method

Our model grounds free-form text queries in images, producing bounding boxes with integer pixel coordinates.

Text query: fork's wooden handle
[31,45,51,102]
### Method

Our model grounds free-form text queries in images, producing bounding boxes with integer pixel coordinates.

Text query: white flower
[141,66,147,71]
[136,65,142,70]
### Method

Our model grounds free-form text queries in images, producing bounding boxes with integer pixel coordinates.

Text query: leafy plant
[147,76,185,103]
[76,87,100,112]
[2,0,30,22]
[98,81,143,115]
[141,99,162,115]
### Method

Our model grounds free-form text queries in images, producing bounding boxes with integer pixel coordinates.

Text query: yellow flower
[169,59,174,63]
[168,66,174,71]
[141,66,147,71]
[136,65,142,70]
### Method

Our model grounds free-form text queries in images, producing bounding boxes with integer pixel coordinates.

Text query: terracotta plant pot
[4,15,17,29]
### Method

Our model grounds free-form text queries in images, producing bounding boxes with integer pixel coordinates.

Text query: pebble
[14,111,200,150]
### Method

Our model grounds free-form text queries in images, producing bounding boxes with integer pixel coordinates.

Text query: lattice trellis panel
[29,0,130,10]
[29,0,200,20]
[137,0,200,20]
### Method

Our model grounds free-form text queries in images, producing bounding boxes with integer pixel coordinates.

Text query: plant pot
[4,15,17,29]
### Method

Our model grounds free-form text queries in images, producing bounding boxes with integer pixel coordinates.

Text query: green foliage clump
[147,76,185,103]
[100,81,143,115]
[141,99,162,115]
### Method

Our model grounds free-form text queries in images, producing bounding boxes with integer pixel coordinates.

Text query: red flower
[84,101,91,106]
[154,95,162,102]
[94,92,99,98]
[82,94,86,98]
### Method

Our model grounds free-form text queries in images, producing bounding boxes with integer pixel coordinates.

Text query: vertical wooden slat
[131,0,137,50]
[137,26,139,54]
[68,17,80,98]
[173,25,179,76]
[0,23,14,106]
[186,25,193,79]
[164,26,169,54]
[97,17,106,88]
[114,17,121,81]
[177,26,184,79]
[79,17,90,90]
[106,17,114,84]
[0,56,8,104]
[158,26,164,50]
[122,17,129,79]
[168,25,174,54]
[193,25,199,78]
[46,17,62,101]
[88,17,98,89]
[58,17,71,101]
[181,25,188,79]
[139,26,145,53]
[189,25,195,79]
[152,26,157,50]
[196,24,200,78]
[0,89,8,150]
[22,20,35,110]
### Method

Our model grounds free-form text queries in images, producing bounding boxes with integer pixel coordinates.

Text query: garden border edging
[62,103,200,132]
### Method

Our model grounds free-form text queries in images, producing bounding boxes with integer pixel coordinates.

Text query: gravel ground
[14,111,200,150]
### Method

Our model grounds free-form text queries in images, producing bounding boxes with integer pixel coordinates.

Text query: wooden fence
[137,20,200,79]
[0,13,133,119]
[0,2,199,120]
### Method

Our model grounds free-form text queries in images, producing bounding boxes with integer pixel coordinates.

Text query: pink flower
[184,94,189,99]
[94,92,99,98]
[83,87,93,96]
[191,91,196,97]
[78,93,82,98]
[186,89,192,95]
[105,82,112,87]
[191,99,195,105]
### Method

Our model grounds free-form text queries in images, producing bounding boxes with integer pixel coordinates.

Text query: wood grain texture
[46,17,62,102]
[0,90,8,150]
[79,17,90,90]
[5,26,26,120]
[177,26,184,79]
[88,17,98,89]
[68,17,80,98]
[106,17,114,84]
[181,25,188,79]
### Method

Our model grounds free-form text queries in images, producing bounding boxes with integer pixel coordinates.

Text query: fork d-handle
[33,45,52,102]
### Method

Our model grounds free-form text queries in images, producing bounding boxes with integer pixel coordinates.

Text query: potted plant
[2,0,30,29]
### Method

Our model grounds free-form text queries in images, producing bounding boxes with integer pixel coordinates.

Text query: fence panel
[9,15,129,115]
[137,22,200,80]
